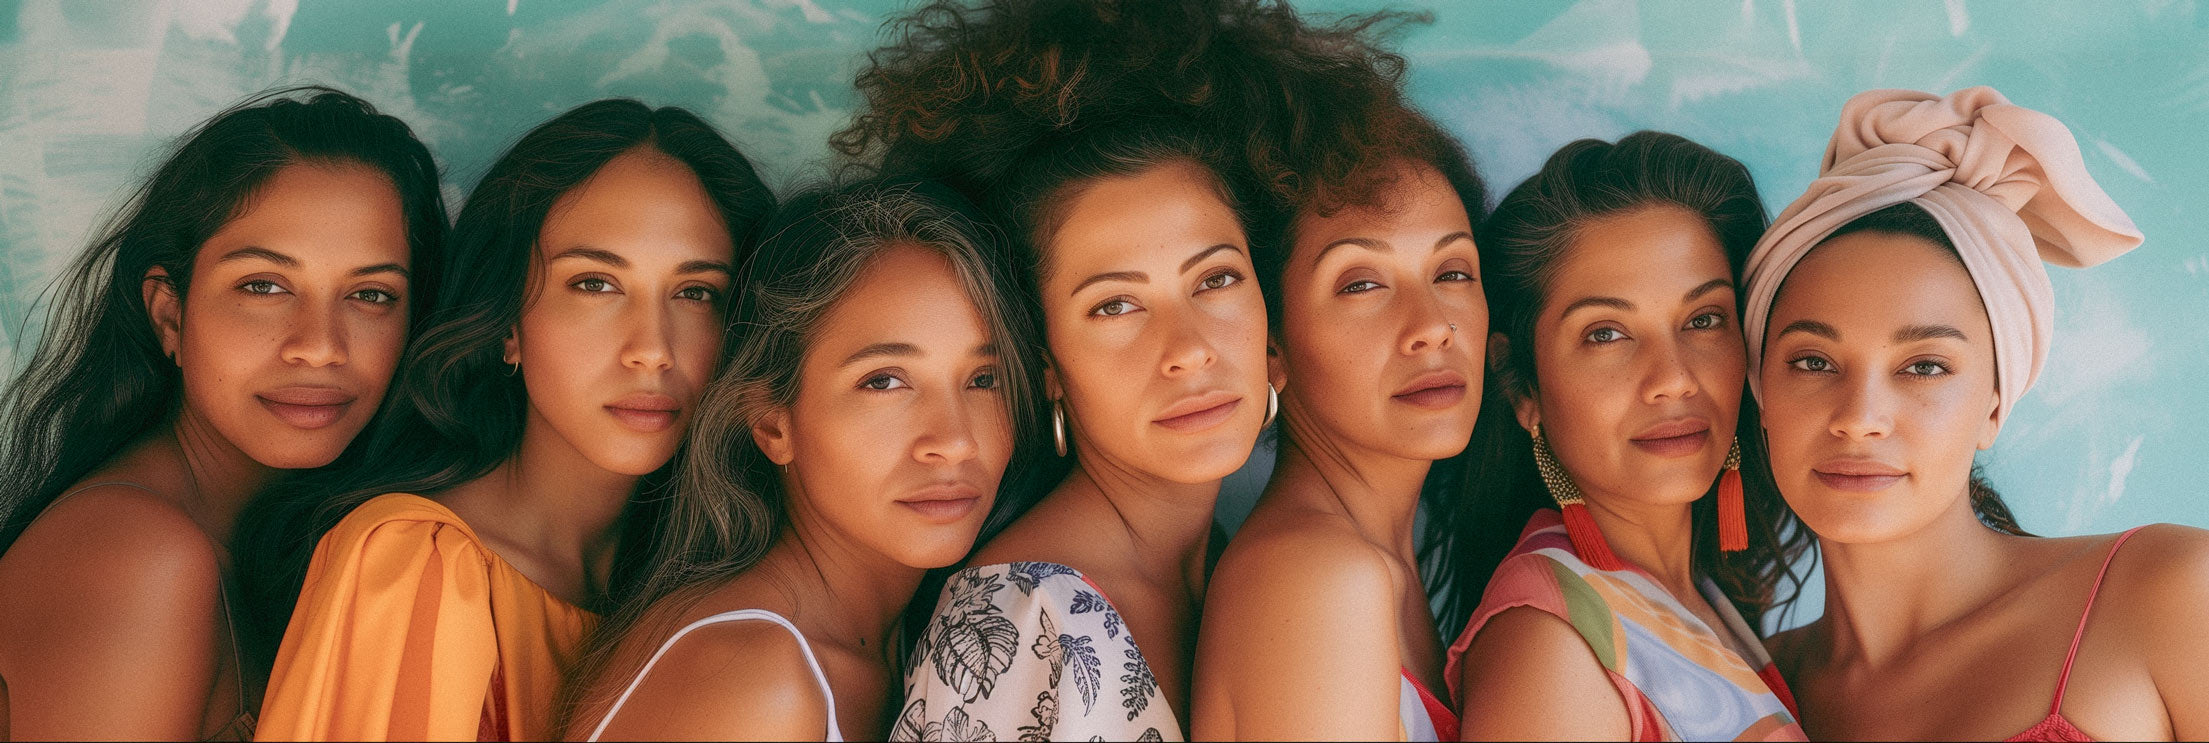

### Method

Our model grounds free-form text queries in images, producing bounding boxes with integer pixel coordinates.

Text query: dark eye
[971,370,999,390]
[240,280,288,296]
[351,288,400,304]
[1586,327,1625,344]
[1092,299,1137,317]
[675,286,719,303]
[573,277,615,293]
[1687,312,1724,330]
[1198,271,1241,291]
[1437,270,1475,283]
[1339,279,1382,294]
[1902,360,1950,377]
[861,373,908,391]
[1789,356,1834,373]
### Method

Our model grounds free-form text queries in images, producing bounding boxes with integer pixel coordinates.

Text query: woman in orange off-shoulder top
[233,98,774,741]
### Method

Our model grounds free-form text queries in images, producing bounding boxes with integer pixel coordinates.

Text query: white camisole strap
[586,608,843,742]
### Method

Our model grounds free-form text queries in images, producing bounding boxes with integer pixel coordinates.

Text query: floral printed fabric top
[894,562,1178,742]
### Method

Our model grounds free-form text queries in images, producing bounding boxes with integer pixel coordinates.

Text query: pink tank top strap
[2046,526,2146,715]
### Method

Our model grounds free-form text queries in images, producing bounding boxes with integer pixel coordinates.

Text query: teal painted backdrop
[2,1,2202,626]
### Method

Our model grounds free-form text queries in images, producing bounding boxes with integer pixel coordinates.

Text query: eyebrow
[220,247,409,279]
[216,247,299,268]
[677,259,735,277]
[1069,270,1147,297]
[1894,324,1968,343]
[1777,319,1841,341]
[1311,231,1474,267]
[841,342,1000,367]
[548,246,628,268]
[1683,277,1733,302]
[1178,244,1242,275]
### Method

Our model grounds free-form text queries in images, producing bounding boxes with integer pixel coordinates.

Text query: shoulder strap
[587,609,841,741]
[2048,526,2146,715]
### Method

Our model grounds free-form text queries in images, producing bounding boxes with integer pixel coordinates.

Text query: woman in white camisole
[557,180,1048,741]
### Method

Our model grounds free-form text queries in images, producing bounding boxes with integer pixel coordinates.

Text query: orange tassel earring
[1532,424,1626,571]
[1718,437,1747,552]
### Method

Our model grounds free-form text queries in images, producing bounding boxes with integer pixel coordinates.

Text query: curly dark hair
[831,0,1474,278]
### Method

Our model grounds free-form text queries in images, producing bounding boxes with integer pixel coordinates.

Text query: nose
[281,300,348,367]
[1828,370,1894,440]
[1639,336,1698,404]
[1400,290,1454,356]
[1157,310,1219,379]
[912,391,983,466]
[621,300,676,372]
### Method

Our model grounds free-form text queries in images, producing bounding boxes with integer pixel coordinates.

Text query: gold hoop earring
[1261,383,1279,427]
[1052,400,1069,458]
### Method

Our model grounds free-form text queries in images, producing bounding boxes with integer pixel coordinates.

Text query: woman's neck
[1813,488,2022,670]
[760,516,925,663]
[451,413,639,600]
[168,404,276,548]
[1269,408,1428,558]
[1581,488,1699,599]
[1055,449,1220,591]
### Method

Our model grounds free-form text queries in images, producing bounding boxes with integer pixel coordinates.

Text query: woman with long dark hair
[559,178,1044,741]
[1427,132,1809,741]
[1187,9,1487,741]
[833,2,1276,738]
[237,98,774,741]
[1748,87,2205,740]
[0,87,445,741]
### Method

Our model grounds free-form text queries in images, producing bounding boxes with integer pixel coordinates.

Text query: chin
[896,536,981,570]
[242,442,349,470]
[1149,445,1251,485]
[581,445,681,477]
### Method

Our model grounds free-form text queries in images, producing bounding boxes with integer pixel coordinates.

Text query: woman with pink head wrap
[1748,87,2209,740]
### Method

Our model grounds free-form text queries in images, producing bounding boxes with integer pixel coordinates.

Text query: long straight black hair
[229,98,776,676]
[1424,132,1815,635]
[0,86,447,554]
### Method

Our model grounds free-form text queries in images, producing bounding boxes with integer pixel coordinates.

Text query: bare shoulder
[0,483,221,613]
[587,613,831,741]
[2101,523,2209,625]
[1210,510,1394,613]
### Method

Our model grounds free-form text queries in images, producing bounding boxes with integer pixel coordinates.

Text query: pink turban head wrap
[1742,86,2143,430]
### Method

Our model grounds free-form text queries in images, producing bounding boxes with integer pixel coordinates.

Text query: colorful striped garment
[1444,509,1805,742]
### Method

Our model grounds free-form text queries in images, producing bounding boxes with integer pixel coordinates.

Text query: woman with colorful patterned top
[832,2,1277,739]
[1424,132,1809,741]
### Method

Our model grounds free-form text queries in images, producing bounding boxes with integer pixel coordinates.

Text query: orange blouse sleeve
[254,494,501,742]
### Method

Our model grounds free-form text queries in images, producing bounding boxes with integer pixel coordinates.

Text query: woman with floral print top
[838,3,1281,739]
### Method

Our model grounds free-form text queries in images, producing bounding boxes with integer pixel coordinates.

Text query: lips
[606,392,681,433]
[1813,458,1908,492]
[1391,370,1467,410]
[1629,418,1711,458]
[257,386,357,430]
[1153,390,1242,433]
[896,484,984,523]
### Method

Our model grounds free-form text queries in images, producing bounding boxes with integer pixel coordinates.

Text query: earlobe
[502,330,521,367]
[1043,364,1062,401]
[142,267,181,363]
[752,407,797,466]
[1265,340,1288,394]
[1489,332,1539,434]
[1977,397,2003,451]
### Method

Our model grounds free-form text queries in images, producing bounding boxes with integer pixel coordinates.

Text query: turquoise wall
[2,1,2202,625]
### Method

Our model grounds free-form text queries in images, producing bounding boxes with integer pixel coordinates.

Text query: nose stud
[1448,323,1457,333]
